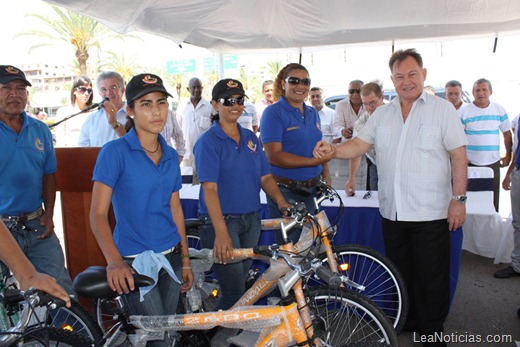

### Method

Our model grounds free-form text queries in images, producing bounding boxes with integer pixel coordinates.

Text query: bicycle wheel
[307,287,398,346]
[19,327,93,346]
[308,244,408,333]
[47,299,103,343]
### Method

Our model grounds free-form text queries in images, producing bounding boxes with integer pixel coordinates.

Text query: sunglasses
[219,96,245,106]
[76,86,93,94]
[349,89,361,94]
[285,77,311,86]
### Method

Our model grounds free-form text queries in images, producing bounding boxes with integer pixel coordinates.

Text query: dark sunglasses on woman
[285,77,311,86]
[75,86,93,94]
[219,96,245,106]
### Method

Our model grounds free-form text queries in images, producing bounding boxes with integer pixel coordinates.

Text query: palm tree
[98,52,141,82]
[265,60,284,80]
[16,4,118,75]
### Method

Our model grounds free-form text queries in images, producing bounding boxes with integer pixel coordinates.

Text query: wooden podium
[55,147,115,281]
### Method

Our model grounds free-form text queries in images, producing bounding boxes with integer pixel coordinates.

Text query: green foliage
[16,4,121,75]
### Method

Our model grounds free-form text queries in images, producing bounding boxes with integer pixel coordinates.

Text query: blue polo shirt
[0,112,56,215]
[194,122,270,215]
[260,97,323,180]
[92,128,182,256]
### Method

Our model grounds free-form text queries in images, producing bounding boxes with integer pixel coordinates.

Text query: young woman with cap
[260,63,335,243]
[194,78,290,310]
[90,73,193,346]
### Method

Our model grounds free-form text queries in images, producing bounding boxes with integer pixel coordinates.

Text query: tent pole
[218,53,225,79]
[299,48,302,64]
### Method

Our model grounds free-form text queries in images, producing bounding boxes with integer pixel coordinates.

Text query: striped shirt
[459,102,511,165]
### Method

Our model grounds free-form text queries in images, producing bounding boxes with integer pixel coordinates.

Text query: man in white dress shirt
[177,77,213,182]
[78,71,127,146]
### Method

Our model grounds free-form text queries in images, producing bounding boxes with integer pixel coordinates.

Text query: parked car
[324,88,471,110]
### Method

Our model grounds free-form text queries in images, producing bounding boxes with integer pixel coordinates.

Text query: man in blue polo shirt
[0,65,74,295]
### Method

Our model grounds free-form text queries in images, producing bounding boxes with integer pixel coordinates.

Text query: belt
[273,175,320,188]
[1,207,43,223]
[124,242,182,259]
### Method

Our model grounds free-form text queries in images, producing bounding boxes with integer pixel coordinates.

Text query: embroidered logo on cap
[142,75,159,85]
[227,80,239,89]
[5,66,21,75]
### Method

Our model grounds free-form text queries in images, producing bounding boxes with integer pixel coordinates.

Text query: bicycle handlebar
[253,245,341,289]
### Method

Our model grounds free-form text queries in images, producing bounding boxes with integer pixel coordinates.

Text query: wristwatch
[112,122,121,130]
[451,195,467,203]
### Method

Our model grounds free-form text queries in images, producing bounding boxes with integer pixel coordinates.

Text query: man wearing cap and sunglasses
[0,65,74,295]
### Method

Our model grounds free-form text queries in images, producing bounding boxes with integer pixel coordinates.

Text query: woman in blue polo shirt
[194,79,290,310]
[260,63,335,243]
[90,73,193,346]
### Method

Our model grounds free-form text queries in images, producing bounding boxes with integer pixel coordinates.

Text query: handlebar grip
[253,245,273,256]
[315,266,342,289]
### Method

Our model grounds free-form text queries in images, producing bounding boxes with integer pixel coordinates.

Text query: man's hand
[502,173,512,191]
[448,201,466,231]
[102,100,119,127]
[501,153,512,167]
[39,211,55,239]
[341,127,354,139]
[313,141,336,160]
[344,179,356,197]
[18,272,71,307]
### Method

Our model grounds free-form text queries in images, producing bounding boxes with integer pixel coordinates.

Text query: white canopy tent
[43,0,520,54]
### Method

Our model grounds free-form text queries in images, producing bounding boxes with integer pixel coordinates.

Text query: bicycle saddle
[73,266,155,299]
[185,218,205,229]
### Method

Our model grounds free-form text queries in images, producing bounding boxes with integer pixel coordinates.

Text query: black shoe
[494,266,520,278]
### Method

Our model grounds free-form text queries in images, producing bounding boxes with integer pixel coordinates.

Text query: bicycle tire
[17,327,94,346]
[341,343,393,347]
[46,298,103,344]
[307,287,398,346]
[307,244,408,333]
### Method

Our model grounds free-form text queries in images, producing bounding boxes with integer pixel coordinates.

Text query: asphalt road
[398,250,520,347]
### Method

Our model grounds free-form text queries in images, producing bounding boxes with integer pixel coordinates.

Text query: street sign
[167,59,196,74]
[202,55,238,72]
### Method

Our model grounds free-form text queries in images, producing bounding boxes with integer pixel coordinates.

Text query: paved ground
[398,250,520,347]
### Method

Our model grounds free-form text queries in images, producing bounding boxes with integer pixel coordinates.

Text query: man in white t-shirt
[459,78,513,211]
[309,87,334,143]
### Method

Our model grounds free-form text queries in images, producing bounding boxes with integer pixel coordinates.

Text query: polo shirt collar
[124,127,174,161]
[211,120,245,140]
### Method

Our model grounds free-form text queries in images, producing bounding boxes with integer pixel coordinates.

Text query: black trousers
[382,218,450,347]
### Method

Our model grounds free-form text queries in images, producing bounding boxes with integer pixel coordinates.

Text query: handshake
[313,141,337,161]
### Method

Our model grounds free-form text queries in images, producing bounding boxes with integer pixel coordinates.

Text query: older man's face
[0,80,28,117]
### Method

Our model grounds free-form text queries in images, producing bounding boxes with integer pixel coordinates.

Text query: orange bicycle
[75,202,399,346]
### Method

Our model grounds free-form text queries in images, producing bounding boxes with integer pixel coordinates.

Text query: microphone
[92,97,110,110]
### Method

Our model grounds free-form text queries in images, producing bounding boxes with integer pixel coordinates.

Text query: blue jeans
[198,211,261,310]
[123,252,182,347]
[2,217,75,295]
[267,185,319,244]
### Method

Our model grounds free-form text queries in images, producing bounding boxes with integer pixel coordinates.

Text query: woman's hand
[180,267,194,293]
[313,141,336,160]
[106,260,135,295]
[214,232,234,264]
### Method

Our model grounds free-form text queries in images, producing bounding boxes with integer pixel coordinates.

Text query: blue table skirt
[180,198,463,303]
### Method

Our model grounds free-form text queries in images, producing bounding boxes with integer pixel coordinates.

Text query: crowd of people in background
[2,44,520,347]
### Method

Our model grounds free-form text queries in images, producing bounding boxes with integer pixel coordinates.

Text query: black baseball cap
[125,73,172,104]
[212,79,247,100]
[0,65,32,86]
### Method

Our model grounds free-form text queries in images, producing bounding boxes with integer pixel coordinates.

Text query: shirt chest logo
[247,139,257,153]
[35,138,44,151]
